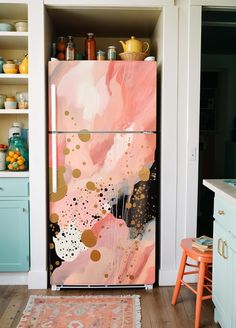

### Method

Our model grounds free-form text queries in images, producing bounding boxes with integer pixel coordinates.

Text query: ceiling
[202,10,236,54]
[46,7,161,37]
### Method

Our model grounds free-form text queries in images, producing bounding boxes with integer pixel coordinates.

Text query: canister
[97,50,105,61]
[107,46,116,60]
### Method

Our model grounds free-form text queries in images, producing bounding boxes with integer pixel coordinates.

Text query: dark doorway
[197,9,236,237]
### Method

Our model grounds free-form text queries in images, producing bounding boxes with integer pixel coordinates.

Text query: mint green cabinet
[213,197,236,328]
[0,178,29,272]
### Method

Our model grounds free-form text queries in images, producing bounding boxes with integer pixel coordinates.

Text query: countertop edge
[203,179,236,206]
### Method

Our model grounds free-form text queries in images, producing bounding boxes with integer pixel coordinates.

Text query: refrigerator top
[48,61,157,133]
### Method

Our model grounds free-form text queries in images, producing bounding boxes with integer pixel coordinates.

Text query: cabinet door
[0,200,29,272]
[213,221,232,327]
[231,246,236,328]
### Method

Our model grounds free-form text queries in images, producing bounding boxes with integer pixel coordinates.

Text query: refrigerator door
[48,61,156,133]
[49,132,156,286]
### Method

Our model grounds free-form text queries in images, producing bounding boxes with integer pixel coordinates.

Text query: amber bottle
[85,33,96,60]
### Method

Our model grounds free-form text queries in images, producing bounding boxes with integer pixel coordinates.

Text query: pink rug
[17,295,141,328]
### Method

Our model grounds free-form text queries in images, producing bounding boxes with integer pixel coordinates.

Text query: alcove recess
[44,6,163,71]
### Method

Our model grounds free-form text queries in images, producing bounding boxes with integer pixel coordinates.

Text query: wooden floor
[0,285,220,328]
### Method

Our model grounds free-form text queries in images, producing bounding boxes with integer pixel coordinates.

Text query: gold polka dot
[64,110,69,116]
[81,229,97,247]
[50,265,53,270]
[126,202,132,209]
[104,273,109,278]
[67,138,71,142]
[49,243,54,249]
[78,130,91,142]
[55,261,60,266]
[72,169,81,178]
[63,147,70,155]
[90,250,101,262]
[86,181,96,190]
[102,209,107,214]
[129,275,134,280]
[138,167,150,181]
[76,145,80,150]
[50,213,59,223]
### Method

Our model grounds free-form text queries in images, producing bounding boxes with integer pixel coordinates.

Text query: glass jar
[66,36,75,60]
[97,50,105,61]
[0,57,4,73]
[56,36,66,60]
[107,46,116,60]
[0,148,7,171]
[6,135,28,171]
[85,33,96,60]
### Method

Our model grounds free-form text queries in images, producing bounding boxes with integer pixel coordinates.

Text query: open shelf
[0,74,28,85]
[0,32,28,49]
[0,171,29,178]
[0,109,29,114]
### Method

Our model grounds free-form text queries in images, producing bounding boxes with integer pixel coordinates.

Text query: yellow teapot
[119,36,149,53]
[19,54,28,74]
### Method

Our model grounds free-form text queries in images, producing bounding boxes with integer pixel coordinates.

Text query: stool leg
[171,251,187,305]
[195,261,206,328]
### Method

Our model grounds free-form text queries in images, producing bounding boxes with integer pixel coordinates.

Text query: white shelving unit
[0,109,28,114]
[0,74,28,84]
[0,32,28,49]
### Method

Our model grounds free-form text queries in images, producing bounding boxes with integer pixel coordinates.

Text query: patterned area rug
[17,295,141,328]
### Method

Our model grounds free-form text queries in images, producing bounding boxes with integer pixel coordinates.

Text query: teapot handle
[142,42,149,53]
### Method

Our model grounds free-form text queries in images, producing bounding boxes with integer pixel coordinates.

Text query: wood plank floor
[0,285,220,328]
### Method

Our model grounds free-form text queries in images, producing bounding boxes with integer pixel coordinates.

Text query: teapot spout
[119,40,126,52]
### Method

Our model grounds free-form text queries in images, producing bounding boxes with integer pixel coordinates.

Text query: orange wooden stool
[172,238,213,328]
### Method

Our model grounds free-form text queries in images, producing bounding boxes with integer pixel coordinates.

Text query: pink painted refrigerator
[48,61,157,289]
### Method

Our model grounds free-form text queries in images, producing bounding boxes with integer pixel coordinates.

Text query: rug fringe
[133,295,142,328]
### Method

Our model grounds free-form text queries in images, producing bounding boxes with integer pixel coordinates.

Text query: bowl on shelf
[0,22,15,32]
[4,97,17,109]
[15,21,28,32]
[3,63,18,74]
[119,51,147,61]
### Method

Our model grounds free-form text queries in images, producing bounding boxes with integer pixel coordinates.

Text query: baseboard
[28,270,47,289]
[0,272,28,285]
[158,269,198,286]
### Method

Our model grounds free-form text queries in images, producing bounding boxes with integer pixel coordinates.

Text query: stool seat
[181,238,212,263]
[172,238,213,328]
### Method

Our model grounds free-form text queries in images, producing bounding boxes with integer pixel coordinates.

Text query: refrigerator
[48,61,157,289]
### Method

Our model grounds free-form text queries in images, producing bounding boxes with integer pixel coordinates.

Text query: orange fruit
[17,159,24,165]
[8,164,13,170]
[9,151,14,157]
[19,164,25,170]
[57,52,65,60]
[13,154,19,159]
[6,156,11,162]
[10,157,15,163]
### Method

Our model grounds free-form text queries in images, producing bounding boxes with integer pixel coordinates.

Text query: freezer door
[48,61,156,132]
[49,132,157,286]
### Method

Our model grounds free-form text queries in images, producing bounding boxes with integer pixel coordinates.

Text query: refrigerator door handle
[51,84,57,193]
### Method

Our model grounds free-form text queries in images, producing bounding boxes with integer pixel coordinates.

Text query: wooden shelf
[0,32,28,49]
[0,74,28,85]
[0,171,29,178]
[0,109,28,114]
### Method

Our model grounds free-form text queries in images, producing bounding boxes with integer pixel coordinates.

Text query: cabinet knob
[0,187,3,191]
[218,210,225,215]
[22,208,26,212]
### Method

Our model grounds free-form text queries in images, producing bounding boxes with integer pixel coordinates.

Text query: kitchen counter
[203,179,236,206]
